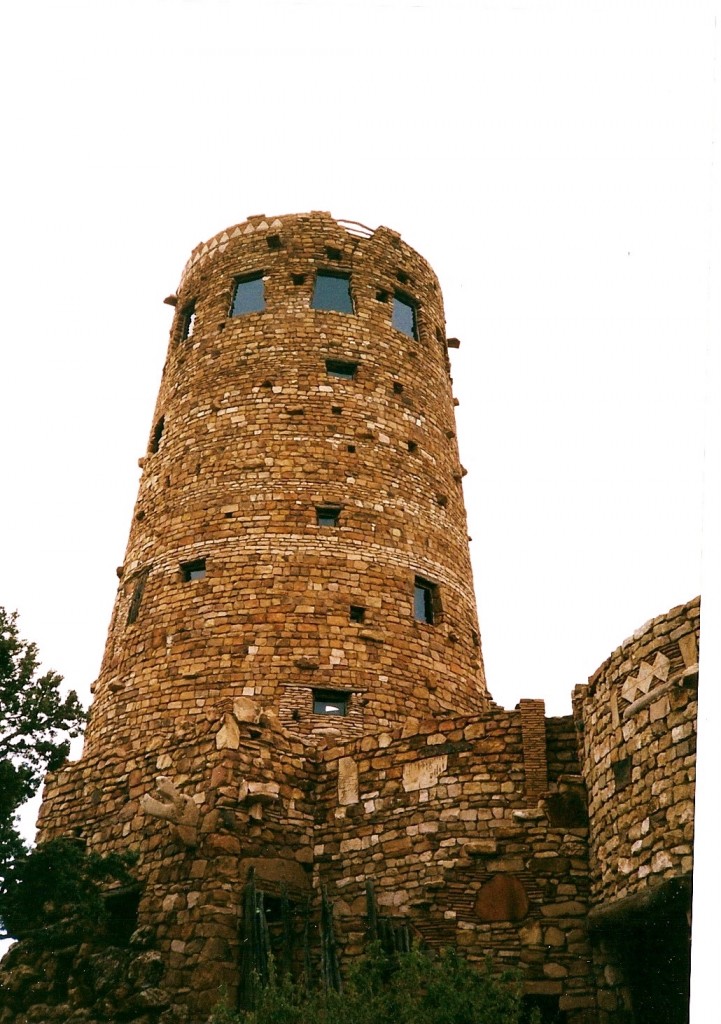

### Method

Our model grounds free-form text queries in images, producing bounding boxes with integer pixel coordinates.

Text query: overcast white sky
[0,0,719,999]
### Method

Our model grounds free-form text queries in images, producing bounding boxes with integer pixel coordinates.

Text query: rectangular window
[392,292,418,339]
[126,570,149,626]
[312,271,353,313]
[325,359,358,379]
[230,273,265,316]
[349,605,366,623]
[179,301,196,340]
[313,689,349,716]
[316,506,341,527]
[181,558,206,581]
[414,576,438,624]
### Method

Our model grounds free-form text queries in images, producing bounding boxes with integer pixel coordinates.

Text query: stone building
[0,214,698,1024]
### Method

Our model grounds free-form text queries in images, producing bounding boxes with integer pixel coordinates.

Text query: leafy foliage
[0,837,137,945]
[0,607,85,909]
[210,942,534,1024]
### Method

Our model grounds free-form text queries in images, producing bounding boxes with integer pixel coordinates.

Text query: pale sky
[0,0,719,1000]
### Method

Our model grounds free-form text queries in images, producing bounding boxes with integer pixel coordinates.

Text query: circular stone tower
[83,212,489,756]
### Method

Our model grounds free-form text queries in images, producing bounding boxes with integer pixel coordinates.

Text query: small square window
[350,605,366,623]
[316,506,341,527]
[326,359,358,380]
[332,406,343,415]
[325,246,342,261]
[181,558,206,582]
[313,689,349,716]
[312,271,353,314]
[414,576,439,624]
[266,234,282,250]
[179,301,196,341]
[230,273,265,316]
[392,292,418,339]
[392,381,404,394]
[612,757,632,792]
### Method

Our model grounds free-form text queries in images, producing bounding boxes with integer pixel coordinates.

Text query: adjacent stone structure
[0,215,698,1024]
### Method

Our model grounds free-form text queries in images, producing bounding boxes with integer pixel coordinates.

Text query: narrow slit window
[392,292,418,339]
[313,689,349,716]
[181,558,206,582]
[179,301,196,341]
[316,505,341,527]
[230,273,265,316]
[326,359,358,380]
[312,271,353,314]
[150,416,165,454]
[126,570,149,626]
[414,576,439,624]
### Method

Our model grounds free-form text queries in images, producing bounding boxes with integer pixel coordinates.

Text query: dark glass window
[316,506,341,527]
[230,273,265,316]
[326,359,358,379]
[414,577,438,624]
[181,558,206,581]
[313,689,349,716]
[312,271,353,313]
[392,292,418,339]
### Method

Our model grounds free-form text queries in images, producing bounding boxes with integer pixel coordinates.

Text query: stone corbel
[140,776,200,848]
[238,780,280,821]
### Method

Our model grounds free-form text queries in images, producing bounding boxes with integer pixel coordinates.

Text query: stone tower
[1,214,697,1024]
[83,211,489,757]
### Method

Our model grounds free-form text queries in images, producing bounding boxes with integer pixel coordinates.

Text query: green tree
[0,606,85,919]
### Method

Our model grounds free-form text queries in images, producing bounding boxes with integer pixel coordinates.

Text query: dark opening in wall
[407,440,418,453]
[396,270,410,284]
[612,756,633,792]
[150,416,165,454]
[104,889,141,947]
[332,405,343,415]
[312,271,353,313]
[347,444,356,453]
[292,273,306,285]
[181,558,206,582]
[316,506,341,527]
[414,576,440,624]
[325,246,342,261]
[376,289,389,303]
[126,569,149,626]
[326,359,358,379]
[393,292,418,339]
[350,605,366,623]
[313,689,350,715]
[230,272,265,316]
[393,381,404,394]
[179,301,196,341]
[266,234,282,249]
[521,995,567,1024]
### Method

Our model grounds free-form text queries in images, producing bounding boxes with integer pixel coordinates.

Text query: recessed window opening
[350,605,366,623]
[332,405,343,415]
[325,246,342,261]
[126,570,149,626]
[326,359,358,379]
[266,234,282,249]
[347,444,356,453]
[612,757,633,792]
[414,576,439,624]
[150,416,165,454]
[181,558,206,582]
[313,689,350,716]
[104,890,140,948]
[179,302,196,341]
[393,382,404,394]
[312,271,353,313]
[407,440,418,453]
[396,270,410,284]
[316,506,341,527]
[376,289,389,303]
[230,273,265,316]
[392,292,418,339]
[292,273,306,285]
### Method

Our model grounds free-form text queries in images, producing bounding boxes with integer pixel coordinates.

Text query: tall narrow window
[150,416,165,454]
[179,301,196,340]
[414,576,439,624]
[230,273,265,316]
[181,558,206,581]
[126,570,149,626]
[392,292,418,339]
[316,505,341,527]
[312,271,353,313]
